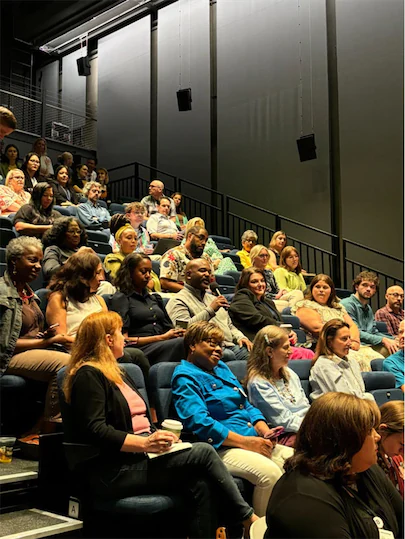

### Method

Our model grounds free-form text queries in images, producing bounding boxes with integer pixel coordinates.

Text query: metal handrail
[45,102,97,121]
[0,89,42,104]
[226,194,278,218]
[343,239,403,264]
[280,215,338,239]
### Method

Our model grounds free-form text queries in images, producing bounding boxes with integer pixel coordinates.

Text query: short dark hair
[158,196,171,205]
[184,321,224,355]
[21,152,41,181]
[42,217,87,249]
[285,392,380,483]
[1,144,20,164]
[109,213,130,236]
[115,253,151,295]
[235,267,266,291]
[352,271,380,292]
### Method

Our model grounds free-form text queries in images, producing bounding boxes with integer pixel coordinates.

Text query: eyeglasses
[388,293,404,299]
[257,253,270,259]
[131,212,145,216]
[204,339,225,350]
[245,239,257,244]
[66,229,81,235]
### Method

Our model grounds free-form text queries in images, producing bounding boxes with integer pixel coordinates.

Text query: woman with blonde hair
[249,244,303,311]
[268,230,287,269]
[32,138,54,181]
[247,326,310,445]
[274,246,306,293]
[63,311,258,538]
[0,169,30,214]
[377,401,404,497]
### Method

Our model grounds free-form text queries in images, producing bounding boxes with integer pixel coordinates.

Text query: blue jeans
[222,344,249,362]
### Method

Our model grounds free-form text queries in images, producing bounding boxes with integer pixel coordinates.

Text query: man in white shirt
[146,197,182,241]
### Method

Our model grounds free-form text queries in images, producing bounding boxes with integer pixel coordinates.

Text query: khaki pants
[274,290,304,313]
[7,350,70,420]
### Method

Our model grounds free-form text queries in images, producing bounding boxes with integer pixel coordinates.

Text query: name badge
[374,517,394,539]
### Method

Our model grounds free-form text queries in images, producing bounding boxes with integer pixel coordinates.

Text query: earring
[12,264,17,276]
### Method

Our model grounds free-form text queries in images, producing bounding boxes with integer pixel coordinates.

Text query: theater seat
[371,358,385,372]
[336,288,351,299]
[375,321,389,334]
[362,371,396,392]
[224,270,241,284]
[370,389,404,406]
[215,274,236,286]
[109,203,126,215]
[0,216,13,230]
[288,359,312,399]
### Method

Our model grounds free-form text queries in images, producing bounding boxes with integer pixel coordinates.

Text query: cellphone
[268,427,285,439]
[176,320,188,330]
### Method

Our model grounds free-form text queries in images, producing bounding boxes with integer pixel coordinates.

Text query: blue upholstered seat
[371,358,385,371]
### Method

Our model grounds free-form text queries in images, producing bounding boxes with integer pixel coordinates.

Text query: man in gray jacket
[166,258,252,361]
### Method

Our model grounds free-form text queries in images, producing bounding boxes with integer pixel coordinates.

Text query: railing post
[275,214,281,232]
[174,176,179,193]
[342,239,347,289]
[134,162,139,199]
[224,195,229,238]
[41,89,47,138]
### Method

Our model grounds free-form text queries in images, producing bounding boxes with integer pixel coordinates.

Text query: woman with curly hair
[42,217,87,282]
[13,182,62,237]
[265,393,403,539]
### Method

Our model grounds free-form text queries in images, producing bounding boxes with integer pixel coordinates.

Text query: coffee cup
[161,419,183,438]
[0,437,16,463]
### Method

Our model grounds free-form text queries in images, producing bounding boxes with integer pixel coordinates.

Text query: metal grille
[0,89,42,135]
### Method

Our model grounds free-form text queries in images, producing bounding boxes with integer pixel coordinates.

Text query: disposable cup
[161,419,183,438]
[0,437,16,463]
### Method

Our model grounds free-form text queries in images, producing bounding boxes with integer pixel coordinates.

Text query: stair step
[0,458,38,485]
[0,508,83,539]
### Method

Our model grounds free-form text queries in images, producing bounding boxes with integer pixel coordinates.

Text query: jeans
[222,344,249,362]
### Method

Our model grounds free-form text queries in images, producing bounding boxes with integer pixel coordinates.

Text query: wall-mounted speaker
[77,56,91,77]
[296,134,317,162]
[176,88,192,111]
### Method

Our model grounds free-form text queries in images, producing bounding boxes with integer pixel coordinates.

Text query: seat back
[54,205,77,217]
[336,288,351,299]
[370,389,404,406]
[0,227,17,247]
[209,235,232,245]
[371,358,385,372]
[36,288,50,315]
[0,262,5,277]
[223,270,241,284]
[149,362,180,424]
[86,229,110,242]
[0,216,13,230]
[362,371,396,392]
[109,203,125,215]
[0,247,5,263]
[226,360,247,383]
[375,321,388,334]
[88,241,112,254]
[152,260,160,277]
[281,314,300,329]
[215,274,236,286]
[218,284,235,295]
[288,359,312,398]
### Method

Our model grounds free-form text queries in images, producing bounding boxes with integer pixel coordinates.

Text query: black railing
[108,160,404,292]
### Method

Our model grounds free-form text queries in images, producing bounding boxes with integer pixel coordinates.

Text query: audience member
[274,246,306,293]
[76,181,110,231]
[0,106,17,140]
[85,157,97,182]
[71,163,89,194]
[56,151,74,178]
[62,311,257,539]
[383,320,404,391]
[246,326,310,445]
[166,259,252,361]
[124,202,153,252]
[13,182,61,237]
[249,244,303,311]
[185,217,238,275]
[377,400,404,498]
[237,230,258,268]
[0,169,30,214]
[110,254,186,367]
[172,321,294,517]
[375,285,404,337]
[309,319,374,401]
[265,393,402,539]
[141,179,176,218]
[21,152,40,192]
[42,217,87,282]
[229,268,314,359]
[32,138,54,181]
[268,230,287,269]
[171,192,188,229]
[96,167,109,200]
[0,143,22,180]
[341,271,398,358]
[146,196,182,241]
[292,273,381,370]
[50,165,79,206]
[0,237,70,436]
[160,225,211,292]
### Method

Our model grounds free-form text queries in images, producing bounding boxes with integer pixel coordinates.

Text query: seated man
[141,179,176,219]
[76,181,110,232]
[341,271,398,358]
[166,259,252,361]
[383,320,404,392]
[146,197,183,241]
[375,285,404,337]
[160,226,212,293]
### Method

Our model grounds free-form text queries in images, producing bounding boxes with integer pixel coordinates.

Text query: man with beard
[160,226,212,292]
[375,285,404,338]
[341,271,398,358]
[166,259,252,360]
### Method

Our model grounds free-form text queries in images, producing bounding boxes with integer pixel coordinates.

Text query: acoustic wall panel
[98,16,151,169]
[157,0,211,190]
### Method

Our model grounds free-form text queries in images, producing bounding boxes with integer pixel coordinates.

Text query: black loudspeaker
[296,134,317,162]
[176,88,192,111]
[76,56,91,77]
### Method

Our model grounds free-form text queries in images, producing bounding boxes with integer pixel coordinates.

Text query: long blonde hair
[247,325,290,384]
[379,401,404,435]
[269,230,287,252]
[63,311,124,403]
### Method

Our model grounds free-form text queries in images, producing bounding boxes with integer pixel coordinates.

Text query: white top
[247,368,310,432]
[66,295,103,336]
[309,352,374,401]
[146,213,178,236]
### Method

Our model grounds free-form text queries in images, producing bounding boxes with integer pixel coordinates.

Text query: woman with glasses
[21,152,41,193]
[0,169,30,214]
[274,246,306,294]
[172,321,294,517]
[249,245,303,312]
[237,230,258,268]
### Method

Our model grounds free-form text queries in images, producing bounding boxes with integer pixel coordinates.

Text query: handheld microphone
[209,282,221,296]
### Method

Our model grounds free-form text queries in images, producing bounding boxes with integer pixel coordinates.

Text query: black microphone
[209,282,221,296]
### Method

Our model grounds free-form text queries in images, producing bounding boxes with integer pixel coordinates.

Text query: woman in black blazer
[50,165,79,206]
[62,311,258,538]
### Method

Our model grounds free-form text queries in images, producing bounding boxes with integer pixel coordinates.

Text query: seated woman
[292,273,381,370]
[309,319,374,401]
[172,321,294,517]
[0,169,30,215]
[110,253,186,366]
[274,246,306,294]
[32,138,54,181]
[56,151,74,179]
[50,165,79,206]
[0,236,70,436]
[249,244,303,312]
[21,152,40,193]
[13,182,62,237]
[268,230,287,269]
[96,167,109,200]
[246,326,310,446]
[62,311,258,538]
[265,392,402,539]
[71,163,88,194]
[0,143,22,180]
[237,230,258,268]
[42,217,87,283]
[184,217,237,275]
[171,192,188,229]
[229,268,314,359]
[46,250,147,374]
[377,400,404,498]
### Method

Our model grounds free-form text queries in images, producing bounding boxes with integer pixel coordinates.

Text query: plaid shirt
[375,305,404,336]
